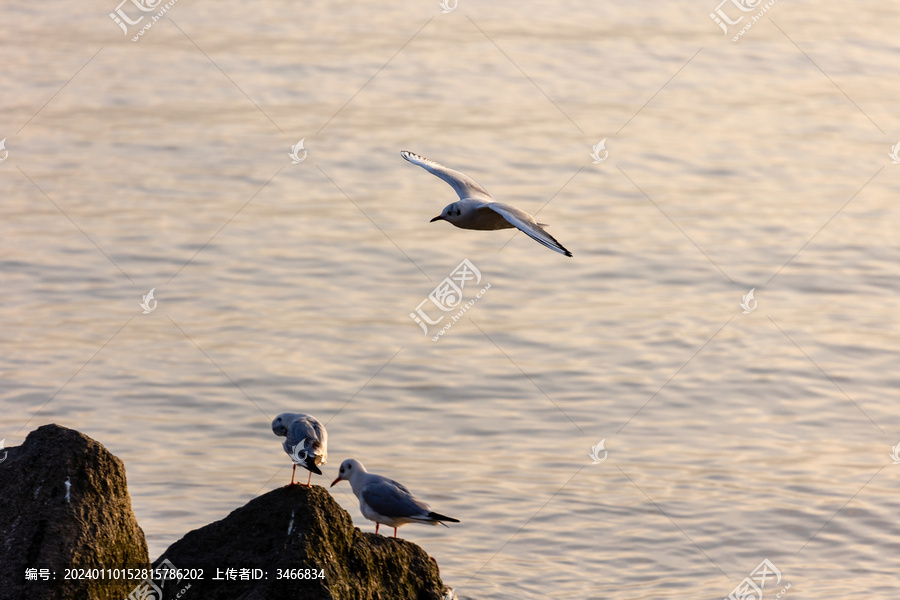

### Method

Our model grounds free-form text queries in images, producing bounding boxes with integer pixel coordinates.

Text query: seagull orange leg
[375,523,380,534]
[290,464,296,485]
[393,527,398,538]
[305,470,312,487]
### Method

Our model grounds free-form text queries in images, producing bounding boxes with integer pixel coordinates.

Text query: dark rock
[0,424,150,600]
[155,484,446,600]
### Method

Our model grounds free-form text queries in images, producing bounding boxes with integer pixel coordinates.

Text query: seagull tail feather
[305,456,323,475]
[428,511,460,524]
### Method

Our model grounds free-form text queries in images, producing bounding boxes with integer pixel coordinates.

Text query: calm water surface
[2,1,899,598]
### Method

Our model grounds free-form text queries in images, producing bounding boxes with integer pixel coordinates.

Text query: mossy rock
[0,424,150,600]
[155,485,446,600]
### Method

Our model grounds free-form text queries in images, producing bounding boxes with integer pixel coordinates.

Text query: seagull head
[331,458,366,487]
[271,413,297,437]
[431,202,464,224]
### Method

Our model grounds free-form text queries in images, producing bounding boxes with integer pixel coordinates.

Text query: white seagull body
[272,412,327,486]
[401,150,573,257]
[331,458,459,537]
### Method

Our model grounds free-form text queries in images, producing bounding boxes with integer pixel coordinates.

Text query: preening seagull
[401,150,573,257]
[331,458,460,538]
[272,413,327,486]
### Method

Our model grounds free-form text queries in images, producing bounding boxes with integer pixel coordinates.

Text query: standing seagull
[272,413,327,486]
[331,459,459,537]
[401,150,573,257]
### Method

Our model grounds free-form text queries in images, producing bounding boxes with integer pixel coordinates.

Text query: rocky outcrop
[0,425,450,600]
[155,484,447,600]
[0,424,150,600]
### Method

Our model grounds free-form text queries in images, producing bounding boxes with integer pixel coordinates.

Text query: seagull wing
[401,151,493,201]
[361,477,430,519]
[287,415,327,461]
[484,203,573,257]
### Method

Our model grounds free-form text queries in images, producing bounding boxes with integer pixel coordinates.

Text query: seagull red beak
[330,476,342,487]
[430,215,444,222]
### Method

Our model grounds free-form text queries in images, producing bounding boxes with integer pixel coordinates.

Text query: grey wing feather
[401,151,493,201]
[361,478,430,519]
[485,203,573,257]
[286,416,327,460]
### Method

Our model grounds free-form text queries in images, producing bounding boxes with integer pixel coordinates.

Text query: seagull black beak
[430,215,444,222]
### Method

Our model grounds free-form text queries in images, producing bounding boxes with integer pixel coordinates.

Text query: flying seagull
[331,458,460,537]
[272,412,327,486]
[401,150,573,257]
